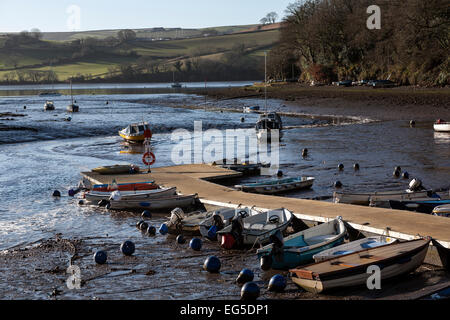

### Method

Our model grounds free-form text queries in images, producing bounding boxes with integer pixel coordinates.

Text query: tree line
[268,0,449,86]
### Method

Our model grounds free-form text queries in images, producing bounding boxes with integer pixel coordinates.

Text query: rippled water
[0,90,449,253]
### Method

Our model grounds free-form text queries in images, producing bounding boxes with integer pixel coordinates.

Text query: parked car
[336,80,353,87]
[371,80,396,88]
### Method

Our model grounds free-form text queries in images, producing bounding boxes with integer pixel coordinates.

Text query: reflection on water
[434,131,450,144]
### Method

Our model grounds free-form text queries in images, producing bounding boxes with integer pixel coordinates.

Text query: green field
[0,27,280,81]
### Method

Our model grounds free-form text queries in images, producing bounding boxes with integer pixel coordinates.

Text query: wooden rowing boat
[333,189,434,206]
[290,238,430,293]
[107,194,198,211]
[313,236,398,262]
[257,217,346,270]
[84,187,177,202]
[235,176,314,194]
[217,208,293,248]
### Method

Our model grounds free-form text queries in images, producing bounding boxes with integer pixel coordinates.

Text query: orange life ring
[142,151,156,166]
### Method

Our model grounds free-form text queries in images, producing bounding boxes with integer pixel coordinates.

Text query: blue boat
[389,199,450,214]
[257,217,346,270]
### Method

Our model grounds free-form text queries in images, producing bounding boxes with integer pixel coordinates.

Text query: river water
[0,84,449,299]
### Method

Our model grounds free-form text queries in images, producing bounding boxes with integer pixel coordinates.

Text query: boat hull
[108,194,198,211]
[84,187,176,202]
[434,123,450,132]
[92,181,156,192]
[290,238,430,293]
[334,190,433,206]
[236,177,314,195]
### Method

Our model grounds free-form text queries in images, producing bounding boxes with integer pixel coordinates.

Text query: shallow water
[0,89,449,299]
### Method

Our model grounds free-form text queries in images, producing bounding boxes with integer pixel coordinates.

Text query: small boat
[243,106,260,113]
[84,187,177,202]
[119,122,151,143]
[290,237,431,293]
[313,236,398,262]
[257,217,346,270]
[389,199,450,214]
[92,181,156,192]
[235,176,314,194]
[334,189,435,206]
[44,101,55,111]
[434,119,450,132]
[171,71,182,88]
[167,207,259,236]
[212,159,268,175]
[217,208,293,248]
[256,112,283,141]
[67,79,79,113]
[107,194,199,211]
[92,164,140,175]
[433,204,450,217]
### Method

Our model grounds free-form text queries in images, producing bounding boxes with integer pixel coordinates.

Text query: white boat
[84,187,177,203]
[432,204,450,217]
[255,112,283,141]
[166,207,260,236]
[217,208,294,247]
[44,101,55,111]
[171,71,182,88]
[313,236,398,262]
[107,194,198,211]
[243,106,260,113]
[235,176,314,194]
[67,79,79,113]
[290,238,430,293]
[334,189,434,206]
[434,120,450,132]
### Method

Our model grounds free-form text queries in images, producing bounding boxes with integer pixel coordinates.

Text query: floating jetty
[82,164,450,266]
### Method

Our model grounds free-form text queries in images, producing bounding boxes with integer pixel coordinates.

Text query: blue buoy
[395,166,402,172]
[52,190,61,197]
[338,164,344,171]
[402,171,409,179]
[353,163,360,171]
[268,274,287,292]
[236,268,254,285]
[78,200,85,206]
[176,234,186,244]
[334,181,343,188]
[203,256,221,273]
[68,189,76,197]
[241,282,260,300]
[139,222,149,231]
[207,225,218,240]
[159,223,168,235]
[277,170,283,177]
[190,238,202,251]
[393,169,400,178]
[93,250,107,265]
[142,210,152,218]
[147,225,156,236]
[136,220,145,228]
[302,148,308,157]
[120,240,135,256]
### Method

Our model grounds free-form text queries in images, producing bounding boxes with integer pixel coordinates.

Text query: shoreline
[190,84,450,122]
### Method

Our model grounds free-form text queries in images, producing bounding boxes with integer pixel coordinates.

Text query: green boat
[235,176,314,194]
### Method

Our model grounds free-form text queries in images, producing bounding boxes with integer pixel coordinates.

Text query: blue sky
[0,0,295,32]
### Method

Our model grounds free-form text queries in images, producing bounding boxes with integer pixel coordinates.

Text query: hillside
[0,25,280,83]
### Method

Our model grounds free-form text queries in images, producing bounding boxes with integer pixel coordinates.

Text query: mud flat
[190,84,450,121]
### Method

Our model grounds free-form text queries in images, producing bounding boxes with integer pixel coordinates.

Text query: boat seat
[245,223,276,231]
[305,234,336,246]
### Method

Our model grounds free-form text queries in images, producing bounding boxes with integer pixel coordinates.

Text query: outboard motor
[221,215,244,249]
[168,208,185,231]
[269,230,285,263]
[97,199,109,207]
[409,178,423,192]
[212,213,225,230]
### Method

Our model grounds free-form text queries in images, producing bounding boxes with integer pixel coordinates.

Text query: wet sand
[191,84,450,121]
